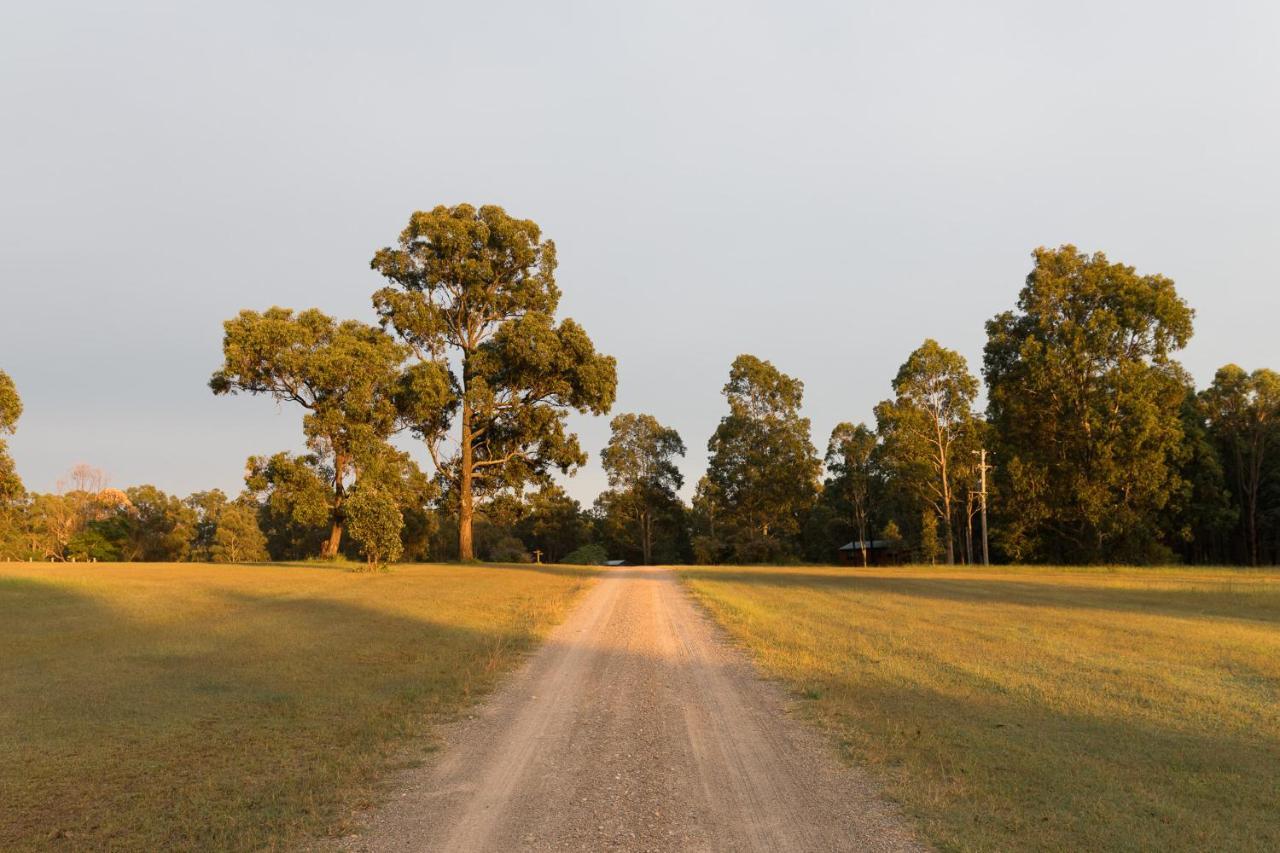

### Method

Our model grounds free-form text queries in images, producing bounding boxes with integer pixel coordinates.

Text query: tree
[600,413,686,564]
[0,369,22,506]
[704,355,819,562]
[186,489,230,561]
[371,204,617,561]
[346,485,404,569]
[825,422,878,566]
[874,340,980,565]
[210,307,440,557]
[210,500,269,563]
[919,508,940,564]
[1165,391,1237,563]
[1200,365,1280,565]
[24,467,131,561]
[516,484,589,563]
[117,485,195,561]
[984,246,1194,563]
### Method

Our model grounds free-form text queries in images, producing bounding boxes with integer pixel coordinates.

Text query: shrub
[561,543,607,565]
[346,488,403,570]
[487,535,530,563]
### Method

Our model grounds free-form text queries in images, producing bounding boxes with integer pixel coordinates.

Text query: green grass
[0,560,597,851]
[679,564,1280,852]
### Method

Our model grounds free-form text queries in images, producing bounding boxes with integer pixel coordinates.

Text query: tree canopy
[0,369,23,506]
[1199,365,1280,565]
[371,204,617,560]
[210,307,440,557]
[875,339,981,564]
[702,355,819,562]
[825,422,878,566]
[600,413,686,565]
[983,245,1195,562]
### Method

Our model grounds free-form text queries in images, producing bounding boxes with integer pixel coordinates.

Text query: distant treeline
[1,207,1276,566]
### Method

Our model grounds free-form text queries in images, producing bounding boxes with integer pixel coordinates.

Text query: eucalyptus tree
[600,413,686,565]
[211,307,446,557]
[874,340,980,565]
[0,369,22,506]
[371,204,617,561]
[704,355,819,562]
[1200,365,1280,565]
[984,245,1194,563]
[825,422,878,566]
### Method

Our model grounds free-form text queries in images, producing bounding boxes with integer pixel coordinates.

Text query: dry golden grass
[680,564,1280,852]
[0,560,597,852]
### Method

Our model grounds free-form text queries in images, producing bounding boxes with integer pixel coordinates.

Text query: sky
[2,1,1278,506]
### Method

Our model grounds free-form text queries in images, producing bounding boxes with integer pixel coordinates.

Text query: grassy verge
[0,561,597,851]
[679,564,1280,852]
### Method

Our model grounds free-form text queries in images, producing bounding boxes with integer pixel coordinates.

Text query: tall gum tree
[825,422,878,566]
[371,204,617,561]
[0,369,23,506]
[704,354,819,561]
[600,413,686,565]
[983,245,1194,563]
[874,339,980,565]
[211,307,445,557]
[1200,365,1280,565]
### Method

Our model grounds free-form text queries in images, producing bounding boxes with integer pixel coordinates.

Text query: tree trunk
[856,509,868,567]
[1247,487,1258,567]
[641,508,652,565]
[459,401,475,561]
[321,518,344,558]
[321,452,347,558]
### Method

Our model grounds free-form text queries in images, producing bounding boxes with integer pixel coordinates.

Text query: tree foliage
[371,204,617,560]
[875,340,981,564]
[0,369,23,506]
[600,413,686,564]
[1199,365,1280,565]
[984,246,1194,563]
[702,355,819,562]
[825,422,878,566]
[346,485,405,569]
[211,307,438,557]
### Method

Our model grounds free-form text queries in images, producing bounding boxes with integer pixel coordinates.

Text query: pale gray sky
[2,1,1278,505]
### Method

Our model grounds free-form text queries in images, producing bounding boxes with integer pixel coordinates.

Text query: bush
[487,535,529,563]
[561,543,607,565]
[346,488,403,570]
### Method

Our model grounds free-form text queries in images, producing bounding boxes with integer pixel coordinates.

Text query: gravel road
[341,566,925,852]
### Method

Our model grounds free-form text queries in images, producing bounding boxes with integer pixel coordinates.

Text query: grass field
[680,565,1280,852]
[0,560,596,852]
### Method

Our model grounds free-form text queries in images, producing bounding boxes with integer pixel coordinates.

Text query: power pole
[976,449,991,566]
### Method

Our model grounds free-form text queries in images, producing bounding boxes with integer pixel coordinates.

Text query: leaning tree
[371,204,617,561]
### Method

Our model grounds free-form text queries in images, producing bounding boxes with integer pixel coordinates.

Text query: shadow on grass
[678,567,1280,624]
[792,674,1280,852]
[0,571,568,852]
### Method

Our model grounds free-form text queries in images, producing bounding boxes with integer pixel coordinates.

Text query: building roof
[838,539,896,551]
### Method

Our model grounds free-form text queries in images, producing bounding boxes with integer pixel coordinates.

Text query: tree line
[1,207,1277,566]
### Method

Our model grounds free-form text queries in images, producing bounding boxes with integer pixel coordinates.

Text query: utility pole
[975,448,991,566]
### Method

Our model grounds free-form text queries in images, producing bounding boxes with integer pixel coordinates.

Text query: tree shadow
[676,567,1280,624]
[0,570,575,851]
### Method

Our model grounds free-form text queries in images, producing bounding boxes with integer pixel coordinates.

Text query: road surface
[342,566,925,852]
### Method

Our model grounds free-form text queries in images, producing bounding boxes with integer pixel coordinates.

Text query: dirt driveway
[341,566,925,852]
